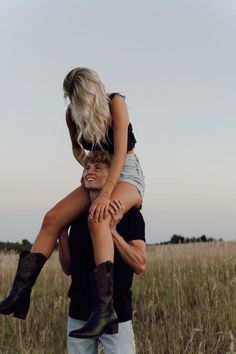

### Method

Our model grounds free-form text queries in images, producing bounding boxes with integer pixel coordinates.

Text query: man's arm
[111,229,146,275]
[109,200,146,275]
[58,229,71,275]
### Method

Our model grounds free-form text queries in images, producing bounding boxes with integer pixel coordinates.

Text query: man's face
[82,161,109,191]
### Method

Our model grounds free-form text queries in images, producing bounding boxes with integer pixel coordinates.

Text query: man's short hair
[84,151,113,167]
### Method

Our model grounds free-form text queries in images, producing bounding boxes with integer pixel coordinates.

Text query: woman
[0,67,145,338]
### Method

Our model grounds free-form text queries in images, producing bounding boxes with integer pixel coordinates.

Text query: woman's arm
[66,108,87,167]
[89,96,129,220]
[100,95,129,197]
[58,229,71,275]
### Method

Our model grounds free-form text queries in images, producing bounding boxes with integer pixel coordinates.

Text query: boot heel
[105,322,118,334]
[13,301,30,320]
[13,307,28,320]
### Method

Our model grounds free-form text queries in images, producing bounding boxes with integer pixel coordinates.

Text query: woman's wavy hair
[63,67,112,148]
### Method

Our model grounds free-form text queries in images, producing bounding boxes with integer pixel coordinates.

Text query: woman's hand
[109,200,124,230]
[89,194,110,222]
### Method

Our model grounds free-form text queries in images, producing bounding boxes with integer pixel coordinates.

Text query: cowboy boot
[0,251,47,319]
[69,261,118,338]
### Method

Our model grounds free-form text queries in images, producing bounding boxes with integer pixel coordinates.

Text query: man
[59,151,146,354]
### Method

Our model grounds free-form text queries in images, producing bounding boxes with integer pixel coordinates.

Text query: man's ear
[80,175,84,186]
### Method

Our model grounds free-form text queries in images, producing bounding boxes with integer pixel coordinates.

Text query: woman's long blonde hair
[63,67,112,148]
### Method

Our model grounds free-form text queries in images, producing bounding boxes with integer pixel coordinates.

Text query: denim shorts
[119,153,145,203]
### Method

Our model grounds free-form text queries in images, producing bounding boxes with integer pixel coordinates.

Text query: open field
[1,242,236,353]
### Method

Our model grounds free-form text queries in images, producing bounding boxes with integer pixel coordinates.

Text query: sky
[0,0,235,244]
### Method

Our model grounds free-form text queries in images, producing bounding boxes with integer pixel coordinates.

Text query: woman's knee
[87,216,111,235]
[41,209,60,232]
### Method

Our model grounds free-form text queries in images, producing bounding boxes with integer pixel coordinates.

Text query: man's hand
[109,200,124,230]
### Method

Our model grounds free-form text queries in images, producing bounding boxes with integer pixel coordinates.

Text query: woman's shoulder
[108,92,126,101]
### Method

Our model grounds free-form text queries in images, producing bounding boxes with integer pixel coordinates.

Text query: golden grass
[1,242,236,353]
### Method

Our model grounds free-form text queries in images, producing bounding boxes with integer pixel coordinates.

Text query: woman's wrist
[100,187,112,198]
[101,180,115,196]
[99,193,110,199]
[106,179,116,187]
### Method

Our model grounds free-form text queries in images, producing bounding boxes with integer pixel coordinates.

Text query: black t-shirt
[68,207,145,323]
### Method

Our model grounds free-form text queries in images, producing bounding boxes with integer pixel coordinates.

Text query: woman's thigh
[45,186,91,230]
[89,182,141,233]
[111,181,142,212]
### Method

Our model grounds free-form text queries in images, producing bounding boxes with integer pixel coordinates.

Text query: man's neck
[89,190,100,203]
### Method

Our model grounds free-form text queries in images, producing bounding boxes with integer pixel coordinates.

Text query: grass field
[1,242,236,354]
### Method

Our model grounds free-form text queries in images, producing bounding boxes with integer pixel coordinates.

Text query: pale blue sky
[0,0,235,243]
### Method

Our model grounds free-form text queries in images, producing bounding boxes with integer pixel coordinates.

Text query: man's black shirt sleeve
[116,207,145,243]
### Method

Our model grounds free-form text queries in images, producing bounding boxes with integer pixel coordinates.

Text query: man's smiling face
[82,162,109,191]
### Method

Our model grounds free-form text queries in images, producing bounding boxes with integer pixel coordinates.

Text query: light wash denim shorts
[119,153,145,203]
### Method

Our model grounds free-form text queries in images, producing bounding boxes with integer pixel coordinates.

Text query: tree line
[0,239,32,252]
[0,234,223,252]
[157,234,223,245]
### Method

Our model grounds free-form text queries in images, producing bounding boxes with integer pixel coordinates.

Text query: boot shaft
[13,251,47,289]
[0,251,47,319]
[92,261,114,314]
[69,260,118,338]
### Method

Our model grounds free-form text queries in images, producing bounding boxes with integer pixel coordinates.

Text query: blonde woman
[0,67,145,339]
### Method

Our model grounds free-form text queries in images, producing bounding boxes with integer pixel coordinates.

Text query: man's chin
[84,184,101,191]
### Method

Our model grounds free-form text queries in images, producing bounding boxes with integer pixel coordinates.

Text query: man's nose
[85,168,95,176]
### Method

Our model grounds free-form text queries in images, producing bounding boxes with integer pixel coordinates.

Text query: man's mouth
[85,176,96,181]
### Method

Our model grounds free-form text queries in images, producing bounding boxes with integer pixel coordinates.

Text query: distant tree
[21,239,32,251]
[200,235,207,242]
[170,234,185,244]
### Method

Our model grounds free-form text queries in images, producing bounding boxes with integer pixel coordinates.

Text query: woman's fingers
[94,206,101,222]
[105,203,110,219]
[90,199,123,222]
[100,205,106,222]
[89,206,95,220]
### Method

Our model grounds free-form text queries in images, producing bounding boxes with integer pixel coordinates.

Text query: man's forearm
[111,229,146,274]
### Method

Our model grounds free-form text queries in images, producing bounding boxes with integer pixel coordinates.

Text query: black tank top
[79,93,136,154]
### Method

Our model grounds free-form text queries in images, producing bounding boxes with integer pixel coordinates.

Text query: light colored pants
[67,317,136,354]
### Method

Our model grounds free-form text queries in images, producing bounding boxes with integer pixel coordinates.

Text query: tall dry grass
[1,242,236,353]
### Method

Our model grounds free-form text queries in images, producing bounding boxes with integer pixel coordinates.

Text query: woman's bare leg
[31,186,90,258]
[88,181,141,265]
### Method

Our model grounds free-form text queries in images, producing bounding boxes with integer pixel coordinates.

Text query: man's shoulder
[118,207,145,242]
[123,207,144,224]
